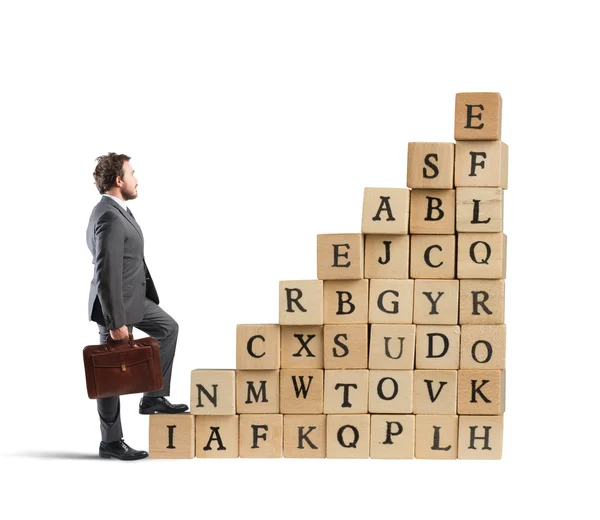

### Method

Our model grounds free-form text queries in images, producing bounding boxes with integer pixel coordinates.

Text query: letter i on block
[149,413,195,459]
[279,280,324,325]
[190,369,236,415]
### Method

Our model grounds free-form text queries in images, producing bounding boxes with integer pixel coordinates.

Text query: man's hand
[110,325,130,341]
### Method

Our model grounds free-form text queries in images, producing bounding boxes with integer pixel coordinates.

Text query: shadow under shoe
[99,439,148,461]
[139,396,189,415]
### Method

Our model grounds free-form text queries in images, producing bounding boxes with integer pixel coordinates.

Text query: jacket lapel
[100,196,144,241]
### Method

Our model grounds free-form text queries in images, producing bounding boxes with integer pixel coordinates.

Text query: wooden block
[317,233,364,280]
[323,279,369,324]
[455,141,508,189]
[283,414,327,458]
[239,414,283,458]
[370,414,415,459]
[235,370,280,414]
[409,189,456,234]
[454,92,502,141]
[280,369,324,414]
[413,370,457,414]
[458,415,503,460]
[190,369,236,415]
[324,324,368,369]
[460,324,506,369]
[368,370,413,413]
[457,232,507,279]
[369,324,416,369]
[407,143,455,189]
[413,280,459,325]
[149,413,195,459]
[326,414,370,459]
[458,369,505,415]
[195,415,239,458]
[415,325,460,369]
[364,235,409,279]
[324,369,369,414]
[236,324,280,370]
[459,279,505,325]
[456,187,503,233]
[280,325,324,369]
[279,280,323,325]
[410,235,456,279]
[415,415,458,459]
[369,279,414,324]
[362,188,410,235]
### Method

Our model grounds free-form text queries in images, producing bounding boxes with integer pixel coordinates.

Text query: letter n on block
[279,280,323,325]
[149,413,195,459]
[458,415,503,460]
[196,415,239,458]
[190,369,236,415]
[283,414,326,458]
[239,414,283,458]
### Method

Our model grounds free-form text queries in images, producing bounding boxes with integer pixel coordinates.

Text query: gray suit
[87,195,179,442]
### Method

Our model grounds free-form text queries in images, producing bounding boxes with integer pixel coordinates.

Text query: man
[87,153,188,461]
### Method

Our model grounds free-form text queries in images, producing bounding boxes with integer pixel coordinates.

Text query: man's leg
[96,323,133,442]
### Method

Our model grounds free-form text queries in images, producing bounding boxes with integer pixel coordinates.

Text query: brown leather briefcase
[83,333,163,399]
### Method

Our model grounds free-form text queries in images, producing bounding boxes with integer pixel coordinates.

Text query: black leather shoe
[99,439,148,461]
[139,396,189,415]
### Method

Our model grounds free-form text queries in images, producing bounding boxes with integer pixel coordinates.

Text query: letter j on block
[279,280,324,325]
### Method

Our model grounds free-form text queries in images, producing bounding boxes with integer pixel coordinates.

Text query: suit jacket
[87,196,159,329]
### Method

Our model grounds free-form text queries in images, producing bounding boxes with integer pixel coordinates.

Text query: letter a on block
[362,188,410,235]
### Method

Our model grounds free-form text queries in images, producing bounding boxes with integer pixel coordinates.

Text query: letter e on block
[454,92,502,141]
[317,233,364,280]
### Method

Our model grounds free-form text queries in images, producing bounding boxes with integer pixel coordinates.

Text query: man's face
[118,161,138,201]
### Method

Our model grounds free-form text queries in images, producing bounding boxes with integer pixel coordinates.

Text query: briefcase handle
[105,332,134,350]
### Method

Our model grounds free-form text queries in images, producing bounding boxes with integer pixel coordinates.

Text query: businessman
[87,153,188,461]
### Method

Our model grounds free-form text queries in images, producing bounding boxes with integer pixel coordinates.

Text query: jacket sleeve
[94,213,126,329]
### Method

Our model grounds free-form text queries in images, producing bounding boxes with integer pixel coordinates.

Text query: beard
[121,186,138,201]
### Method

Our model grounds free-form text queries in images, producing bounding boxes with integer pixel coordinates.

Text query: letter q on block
[279,280,324,325]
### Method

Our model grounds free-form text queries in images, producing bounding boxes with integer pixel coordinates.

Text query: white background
[0,1,597,518]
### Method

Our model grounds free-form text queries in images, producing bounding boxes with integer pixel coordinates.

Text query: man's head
[92,153,138,201]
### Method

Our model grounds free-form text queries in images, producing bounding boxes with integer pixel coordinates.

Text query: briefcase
[83,333,164,399]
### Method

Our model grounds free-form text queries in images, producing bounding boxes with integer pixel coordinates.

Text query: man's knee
[167,319,179,339]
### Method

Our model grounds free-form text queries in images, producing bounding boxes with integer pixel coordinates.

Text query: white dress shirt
[102,193,129,212]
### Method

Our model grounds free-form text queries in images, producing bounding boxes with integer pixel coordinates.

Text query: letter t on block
[279,280,324,325]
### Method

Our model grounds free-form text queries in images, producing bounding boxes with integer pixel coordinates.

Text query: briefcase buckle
[121,362,126,372]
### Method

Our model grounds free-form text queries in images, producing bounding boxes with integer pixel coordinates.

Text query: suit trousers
[96,297,179,442]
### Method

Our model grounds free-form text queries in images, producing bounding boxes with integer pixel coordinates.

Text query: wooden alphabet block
[413,370,458,415]
[280,325,324,369]
[458,415,503,459]
[457,232,507,279]
[280,369,324,414]
[195,415,239,458]
[236,324,280,370]
[324,324,368,369]
[369,279,414,324]
[415,415,458,459]
[456,187,503,233]
[239,414,283,458]
[235,370,280,414]
[413,280,459,325]
[279,280,323,325]
[364,235,409,279]
[283,414,327,458]
[455,141,508,189]
[323,279,369,324]
[362,188,410,235]
[454,92,502,141]
[190,369,236,415]
[410,235,456,279]
[460,324,506,369]
[369,324,416,370]
[415,325,460,369]
[458,369,505,415]
[407,142,455,189]
[409,189,456,234]
[324,369,369,414]
[368,370,413,413]
[317,233,364,280]
[370,414,415,459]
[326,414,371,458]
[149,413,195,459]
[459,279,505,325]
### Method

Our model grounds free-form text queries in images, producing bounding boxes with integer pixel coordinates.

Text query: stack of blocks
[149,92,507,460]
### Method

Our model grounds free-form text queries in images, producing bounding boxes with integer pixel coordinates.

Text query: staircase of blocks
[148,92,507,460]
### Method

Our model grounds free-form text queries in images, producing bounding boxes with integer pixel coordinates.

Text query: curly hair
[92,153,131,194]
